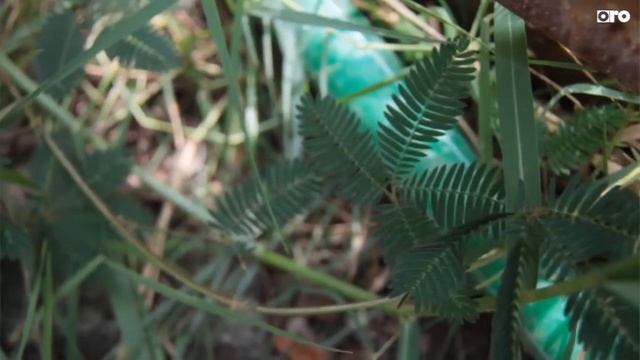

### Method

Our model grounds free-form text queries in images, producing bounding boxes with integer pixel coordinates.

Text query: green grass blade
[107,273,157,360]
[0,17,44,54]
[492,6,543,358]
[63,289,82,360]
[399,0,472,40]
[0,0,176,122]
[0,54,105,146]
[55,255,105,300]
[250,6,424,43]
[0,168,35,189]
[104,259,347,354]
[200,0,291,251]
[397,319,420,360]
[41,254,54,360]
[478,17,494,163]
[339,67,410,103]
[133,166,214,223]
[15,245,47,359]
[494,4,541,209]
[527,59,587,71]
[544,83,640,114]
[15,278,42,359]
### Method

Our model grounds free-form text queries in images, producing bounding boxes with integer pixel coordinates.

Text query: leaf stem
[41,118,640,319]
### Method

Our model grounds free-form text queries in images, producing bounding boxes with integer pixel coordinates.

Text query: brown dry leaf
[273,335,330,360]
[497,0,640,92]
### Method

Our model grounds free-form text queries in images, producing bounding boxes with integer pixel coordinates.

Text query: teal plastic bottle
[273,0,579,358]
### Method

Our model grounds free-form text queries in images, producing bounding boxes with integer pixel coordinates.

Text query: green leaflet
[201,0,290,251]
[389,241,464,310]
[491,239,525,360]
[490,220,538,360]
[0,0,176,122]
[566,288,639,359]
[538,177,640,359]
[26,134,151,276]
[36,9,85,99]
[209,160,323,241]
[298,95,387,204]
[399,163,506,233]
[106,25,180,71]
[545,106,630,175]
[379,37,475,180]
[373,204,440,265]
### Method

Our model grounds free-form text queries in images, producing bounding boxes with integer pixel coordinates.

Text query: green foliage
[106,25,180,71]
[493,3,542,210]
[389,242,463,308]
[565,288,639,359]
[0,217,28,260]
[2,0,176,121]
[204,33,639,358]
[209,160,323,241]
[545,106,630,175]
[26,135,150,275]
[374,190,507,323]
[537,177,640,359]
[373,205,439,265]
[541,178,639,282]
[36,9,85,99]
[490,238,526,360]
[400,163,506,233]
[298,95,387,204]
[379,37,475,180]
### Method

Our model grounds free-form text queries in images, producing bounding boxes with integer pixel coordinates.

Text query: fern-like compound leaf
[566,288,639,359]
[389,242,464,311]
[37,9,85,99]
[541,177,639,281]
[400,163,506,236]
[490,239,525,360]
[545,106,629,175]
[209,160,322,241]
[379,37,475,180]
[537,176,640,358]
[106,25,179,71]
[373,204,441,265]
[490,215,543,360]
[298,95,387,204]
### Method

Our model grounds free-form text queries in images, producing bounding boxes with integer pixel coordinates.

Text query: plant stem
[254,247,376,302]
[45,130,639,318]
[0,53,106,148]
